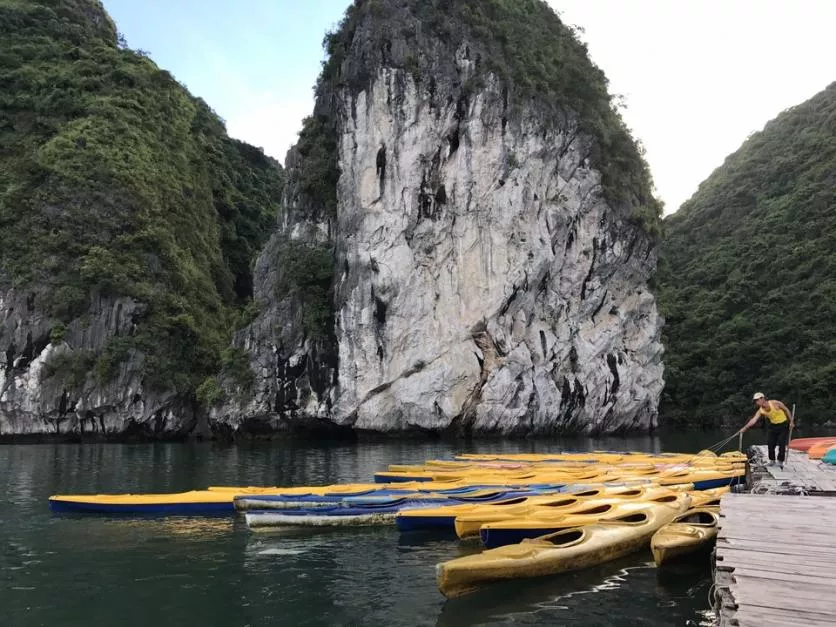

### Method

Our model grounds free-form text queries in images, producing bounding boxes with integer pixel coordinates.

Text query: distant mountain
[657,82,836,426]
[0,0,283,438]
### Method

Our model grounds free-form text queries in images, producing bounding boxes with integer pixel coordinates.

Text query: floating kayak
[244,499,447,528]
[234,487,561,512]
[823,448,836,465]
[373,469,610,484]
[477,492,691,548]
[651,507,719,566]
[436,502,684,599]
[395,485,643,532]
[688,486,729,508]
[454,486,683,541]
[49,490,239,515]
[658,469,744,490]
[789,437,836,453]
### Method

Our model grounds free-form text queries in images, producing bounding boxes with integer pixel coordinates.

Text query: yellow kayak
[436,499,687,598]
[454,486,685,540]
[476,492,692,547]
[651,507,720,566]
[395,484,666,532]
[49,490,241,514]
[657,468,744,489]
[688,486,729,508]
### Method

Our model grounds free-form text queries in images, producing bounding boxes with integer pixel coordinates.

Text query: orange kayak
[808,441,836,460]
[789,437,836,452]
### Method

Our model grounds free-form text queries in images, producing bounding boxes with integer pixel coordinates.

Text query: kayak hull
[808,441,836,460]
[651,507,719,566]
[436,502,685,599]
[48,491,236,515]
[395,486,643,533]
[478,493,692,548]
[789,437,836,453]
[454,487,687,541]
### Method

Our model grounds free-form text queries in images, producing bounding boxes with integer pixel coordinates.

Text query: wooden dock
[747,445,836,495]
[713,493,836,626]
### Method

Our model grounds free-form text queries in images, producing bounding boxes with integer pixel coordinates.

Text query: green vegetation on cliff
[658,83,836,426]
[0,0,283,394]
[318,0,661,233]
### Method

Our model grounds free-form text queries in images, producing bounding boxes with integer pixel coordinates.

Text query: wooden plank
[715,490,836,627]
[737,605,833,627]
[720,526,836,542]
[715,551,835,575]
[717,554,835,574]
[736,607,832,627]
[719,502,829,512]
[720,519,836,534]
[732,592,834,615]
[733,568,836,588]
[735,578,836,601]
[716,539,836,558]
[721,496,836,509]
[733,590,836,614]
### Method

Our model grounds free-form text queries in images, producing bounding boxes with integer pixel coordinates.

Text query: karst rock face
[217,16,664,436]
[2,0,664,440]
[330,66,663,434]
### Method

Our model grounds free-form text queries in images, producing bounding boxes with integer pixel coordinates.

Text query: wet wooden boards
[748,445,836,495]
[714,493,836,626]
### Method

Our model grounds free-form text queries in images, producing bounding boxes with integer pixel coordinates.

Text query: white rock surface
[330,67,663,433]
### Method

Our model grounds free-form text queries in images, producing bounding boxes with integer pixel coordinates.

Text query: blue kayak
[235,488,566,512]
[823,448,836,465]
[245,500,446,527]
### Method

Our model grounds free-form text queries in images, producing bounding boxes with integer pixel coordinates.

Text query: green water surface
[1,430,768,626]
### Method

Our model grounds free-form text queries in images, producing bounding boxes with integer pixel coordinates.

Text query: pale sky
[103,0,835,215]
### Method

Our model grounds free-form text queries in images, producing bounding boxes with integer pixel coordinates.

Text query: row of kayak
[46,447,743,600]
[48,466,744,516]
[47,449,747,517]
[393,485,727,548]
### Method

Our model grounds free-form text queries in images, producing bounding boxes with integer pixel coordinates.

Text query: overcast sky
[102,0,835,215]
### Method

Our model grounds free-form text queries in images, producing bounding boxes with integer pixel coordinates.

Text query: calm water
[1,430,754,627]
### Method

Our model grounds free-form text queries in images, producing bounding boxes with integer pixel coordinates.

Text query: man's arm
[741,411,762,433]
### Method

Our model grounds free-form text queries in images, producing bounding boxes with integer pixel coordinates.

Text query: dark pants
[767,422,790,462]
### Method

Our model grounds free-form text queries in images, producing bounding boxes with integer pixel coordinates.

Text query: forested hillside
[658,82,836,426]
[0,0,283,410]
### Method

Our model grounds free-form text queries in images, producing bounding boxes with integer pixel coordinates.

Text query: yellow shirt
[759,401,788,425]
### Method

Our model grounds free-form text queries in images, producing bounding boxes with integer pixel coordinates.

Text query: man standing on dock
[740,392,794,468]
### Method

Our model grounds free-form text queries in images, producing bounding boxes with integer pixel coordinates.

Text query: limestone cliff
[0,0,283,440]
[1,0,664,439]
[214,0,664,435]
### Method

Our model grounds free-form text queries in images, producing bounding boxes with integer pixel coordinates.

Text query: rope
[703,430,744,454]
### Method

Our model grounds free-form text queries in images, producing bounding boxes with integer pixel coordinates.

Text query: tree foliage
[657,82,836,426]
[0,0,283,395]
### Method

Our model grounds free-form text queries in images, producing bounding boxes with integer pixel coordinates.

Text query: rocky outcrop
[0,278,196,440]
[330,67,662,434]
[216,65,663,435]
[207,144,342,437]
